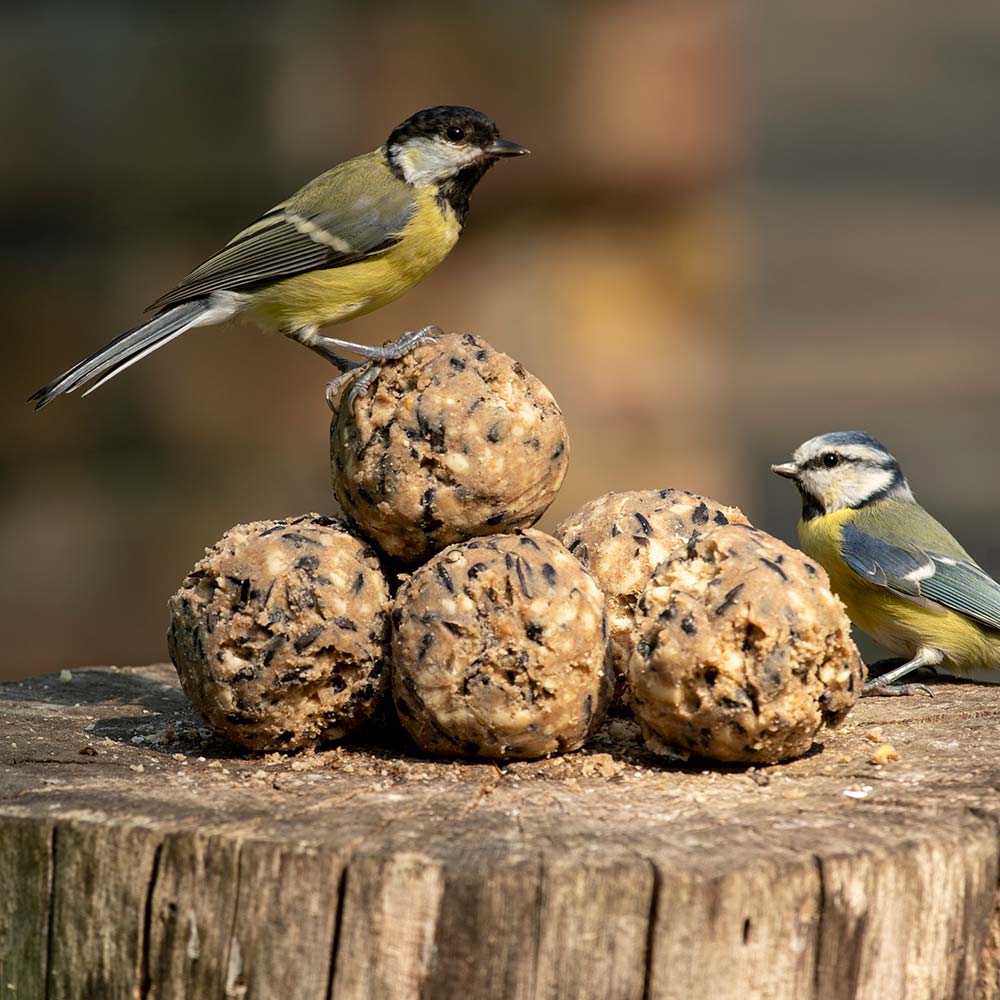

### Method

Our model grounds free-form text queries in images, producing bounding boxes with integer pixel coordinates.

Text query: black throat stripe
[799,491,824,521]
[435,160,492,228]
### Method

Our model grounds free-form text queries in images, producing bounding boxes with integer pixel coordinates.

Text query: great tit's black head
[771,431,914,518]
[386,106,528,189]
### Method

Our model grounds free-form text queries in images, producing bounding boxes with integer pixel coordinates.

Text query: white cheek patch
[847,467,895,506]
[396,138,482,185]
[811,466,896,512]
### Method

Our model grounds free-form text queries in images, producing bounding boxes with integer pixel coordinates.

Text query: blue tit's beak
[489,138,530,157]
[771,462,798,480]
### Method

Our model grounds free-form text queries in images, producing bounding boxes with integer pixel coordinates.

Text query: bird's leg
[293,324,373,411]
[312,325,441,363]
[863,647,943,697]
[317,326,441,410]
[867,656,908,674]
[295,324,440,409]
[291,325,359,371]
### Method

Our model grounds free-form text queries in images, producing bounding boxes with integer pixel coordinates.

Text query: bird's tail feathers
[30,300,217,409]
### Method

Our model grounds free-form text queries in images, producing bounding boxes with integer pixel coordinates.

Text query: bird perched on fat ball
[772,431,1000,695]
[30,105,528,410]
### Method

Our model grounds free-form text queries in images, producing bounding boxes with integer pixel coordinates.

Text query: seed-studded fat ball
[392,529,613,759]
[628,524,864,764]
[555,490,750,697]
[168,514,391,751]
[331,333,569,564]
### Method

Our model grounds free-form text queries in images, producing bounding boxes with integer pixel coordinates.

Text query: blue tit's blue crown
[782,430,913,519]
[809,431,892,458]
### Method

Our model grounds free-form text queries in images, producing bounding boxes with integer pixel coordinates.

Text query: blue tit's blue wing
[841,523,1000,629]
[920,557,1000,629]
[839,524,925,597]
[148,154,415,311]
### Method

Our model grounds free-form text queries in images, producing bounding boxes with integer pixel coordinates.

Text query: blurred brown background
[2,1,999,680]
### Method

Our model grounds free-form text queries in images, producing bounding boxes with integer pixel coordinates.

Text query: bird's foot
[322,326,440,411]
[315,325,440,364]
[325,362,372,411]
[343,363,383,409]
[373,325,440,361]
[862,652,939,697]
[862,679,934,697]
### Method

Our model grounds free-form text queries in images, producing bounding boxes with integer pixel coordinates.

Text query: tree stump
[2,664,1000,999]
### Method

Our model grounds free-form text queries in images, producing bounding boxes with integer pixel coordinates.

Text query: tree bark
[3,664,1000,999]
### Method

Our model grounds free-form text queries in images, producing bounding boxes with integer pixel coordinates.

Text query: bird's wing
[840,522,1000,629]
[148,154,414,312]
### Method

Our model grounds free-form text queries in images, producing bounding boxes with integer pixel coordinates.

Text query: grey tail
[29,300,211,410]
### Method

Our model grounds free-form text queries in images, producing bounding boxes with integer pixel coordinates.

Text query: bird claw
[863,680,934,698]
[376,325,440,360]
[325,362,372,411]
[324,326,440,411]
[343,363,383,409]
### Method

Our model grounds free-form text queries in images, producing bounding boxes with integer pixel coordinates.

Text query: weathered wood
[534,849,653,1000]
[230,838,346,1000]
[48,818,162,1000]
[332,849,445,1000]
[421,845,541,1000]
[810,814,998,1000]
[0,815,52,999]
[3,665,1000,999]
[145,828,242,998]
[648,850,823,999]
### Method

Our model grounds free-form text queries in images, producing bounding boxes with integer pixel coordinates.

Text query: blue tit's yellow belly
[245,188,461,332]
[798,508,1000,672]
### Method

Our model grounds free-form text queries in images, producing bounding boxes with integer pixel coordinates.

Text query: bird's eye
[445,126,465,143]
[822,453,840,468]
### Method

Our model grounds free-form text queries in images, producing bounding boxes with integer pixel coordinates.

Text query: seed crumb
[579,753,624,779]
[870,743,900,766]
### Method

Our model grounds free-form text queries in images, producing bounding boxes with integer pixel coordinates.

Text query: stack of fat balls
[169,333,865,764]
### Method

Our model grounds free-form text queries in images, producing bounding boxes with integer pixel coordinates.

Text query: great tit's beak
[489,138,530,157]
[771,462,799,480]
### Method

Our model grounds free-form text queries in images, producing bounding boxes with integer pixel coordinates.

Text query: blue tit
[30,106,528,410]
[772,431,1000,695]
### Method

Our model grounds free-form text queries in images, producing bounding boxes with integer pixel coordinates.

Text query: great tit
[772,431,1000,695]
[30,105,528,410]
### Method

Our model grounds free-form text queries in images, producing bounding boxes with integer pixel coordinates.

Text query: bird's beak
[771,462,799,480]
[489,138,530,157]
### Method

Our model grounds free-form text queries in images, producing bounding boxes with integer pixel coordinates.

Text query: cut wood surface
[3,665,1000,1000]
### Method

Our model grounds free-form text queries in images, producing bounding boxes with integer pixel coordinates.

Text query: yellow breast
[798,509,1000,671]
[247,186,461,332]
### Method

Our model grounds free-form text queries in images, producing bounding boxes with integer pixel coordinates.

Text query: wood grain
[3,665,1000,999]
